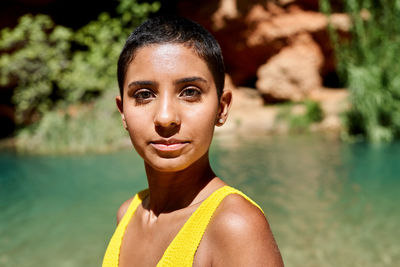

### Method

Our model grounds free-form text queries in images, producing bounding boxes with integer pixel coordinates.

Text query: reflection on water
[1,134,399,267]
[214,134,400,267]
[0,151,147,267]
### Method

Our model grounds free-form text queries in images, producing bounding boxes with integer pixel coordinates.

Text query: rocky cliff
[176,0,349,102]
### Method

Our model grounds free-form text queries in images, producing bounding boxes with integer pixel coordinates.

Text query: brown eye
[180,88,201,98]
[134,89,155,101]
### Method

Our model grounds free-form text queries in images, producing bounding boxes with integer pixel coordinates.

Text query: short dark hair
[117,15,225,99]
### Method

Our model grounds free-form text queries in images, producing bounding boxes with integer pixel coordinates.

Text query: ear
[116,96,128,130]
[216,89,232,126]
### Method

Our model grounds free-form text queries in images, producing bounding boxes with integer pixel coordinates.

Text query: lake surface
[1,134,399,267]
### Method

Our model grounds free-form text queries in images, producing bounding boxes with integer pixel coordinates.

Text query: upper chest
[118,203,212,267]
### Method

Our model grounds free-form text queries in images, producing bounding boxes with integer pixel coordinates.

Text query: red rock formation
[177,0,350,102]
[256,33,323,102]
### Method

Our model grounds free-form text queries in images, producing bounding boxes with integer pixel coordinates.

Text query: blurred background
[0,0,399,266]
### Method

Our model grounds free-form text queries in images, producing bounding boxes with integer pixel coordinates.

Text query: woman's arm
[207,194,284,266]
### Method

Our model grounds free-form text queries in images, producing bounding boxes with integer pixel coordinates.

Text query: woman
[103,16,283,267]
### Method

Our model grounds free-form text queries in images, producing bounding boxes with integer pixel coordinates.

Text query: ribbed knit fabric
[102,186,263,267]
[102,189,149,267]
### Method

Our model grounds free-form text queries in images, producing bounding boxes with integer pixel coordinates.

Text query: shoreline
[0,87,349,155]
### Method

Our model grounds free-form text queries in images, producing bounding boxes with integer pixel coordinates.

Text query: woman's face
[117,43,231,172]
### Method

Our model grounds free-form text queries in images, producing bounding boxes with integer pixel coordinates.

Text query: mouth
[150,138,190,152]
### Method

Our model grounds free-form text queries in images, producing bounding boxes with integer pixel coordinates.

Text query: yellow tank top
[102,186,263,267]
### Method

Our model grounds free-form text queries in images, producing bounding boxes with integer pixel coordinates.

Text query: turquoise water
[0,134,399,267]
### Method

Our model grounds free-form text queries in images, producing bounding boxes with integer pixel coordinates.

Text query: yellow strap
[157,186,263,266]
[102,186,262,267]
[102,189,148,267]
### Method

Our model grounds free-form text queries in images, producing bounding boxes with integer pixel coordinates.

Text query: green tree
[0,15,73,123]
[321,0,400,142]
[0,0,160,153]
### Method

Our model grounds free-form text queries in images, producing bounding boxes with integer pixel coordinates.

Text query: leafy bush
[305,100,324,123]
[276,100,324,132]
[0,15,73,123]
[16,90,127,154]
[321,0,400,142]
[61,0,160,103]
[0,0,160,153]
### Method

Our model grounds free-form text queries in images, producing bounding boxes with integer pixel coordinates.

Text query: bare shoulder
[207,194,284,267]
[116,197,134,225]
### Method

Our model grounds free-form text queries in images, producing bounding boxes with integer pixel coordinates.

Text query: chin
[146,157,194,173]
[145,150,210,173]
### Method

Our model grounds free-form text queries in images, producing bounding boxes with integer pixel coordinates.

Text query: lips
[150,138,189,152]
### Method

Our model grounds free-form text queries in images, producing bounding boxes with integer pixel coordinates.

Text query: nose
[154,92,181,128]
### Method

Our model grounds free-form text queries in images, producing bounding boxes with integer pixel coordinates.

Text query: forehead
[124,43,214,87]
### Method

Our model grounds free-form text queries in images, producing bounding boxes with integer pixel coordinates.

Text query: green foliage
[0,0,160,153]
[16,90,127,154]
[60,13,125,103]
[305,100,324,123]
[276,100,324,132]
[61,0,160,103]
[117,0,161,29]
[321,0,400,142]
[0,15,73,123]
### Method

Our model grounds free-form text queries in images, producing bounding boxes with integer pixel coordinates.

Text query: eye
[133,89,155,102]
[180,87,201,99]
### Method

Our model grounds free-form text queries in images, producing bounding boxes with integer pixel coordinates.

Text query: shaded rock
[215,86,278,135]
[277,0,319,10]
[256,33,323,102]
[212,0,241,29]
[0,104,15,138]
[246,7,349,45]
[178,0,349,89]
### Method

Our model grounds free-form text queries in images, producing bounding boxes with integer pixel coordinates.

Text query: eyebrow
[127,77,207,89]
[127,80,157,88]
[174,76,208,85]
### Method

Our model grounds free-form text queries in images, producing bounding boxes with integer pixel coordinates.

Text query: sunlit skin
[116,43,283,266]
[118,43,225,173]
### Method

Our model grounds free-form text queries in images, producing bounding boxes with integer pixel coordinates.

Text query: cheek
[123,101,152,128]
[124,109,151,145]
[183,103,218,139]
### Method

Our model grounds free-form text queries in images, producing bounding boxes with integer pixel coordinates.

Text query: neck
[144,153,218,216]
